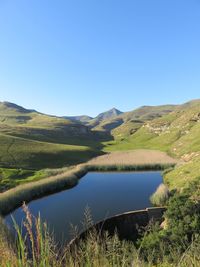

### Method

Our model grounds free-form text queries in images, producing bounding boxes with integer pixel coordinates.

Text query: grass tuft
[150,183,170,206]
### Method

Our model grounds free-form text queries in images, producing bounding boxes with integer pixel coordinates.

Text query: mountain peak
[95,108,123,121]
[110,107,122,113]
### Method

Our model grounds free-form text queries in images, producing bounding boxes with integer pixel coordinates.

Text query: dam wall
[70,207,166,244]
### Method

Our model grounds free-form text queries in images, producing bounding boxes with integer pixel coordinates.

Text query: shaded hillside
[63,115,93,124]
[88,108,123,128]
[0,102,104,169]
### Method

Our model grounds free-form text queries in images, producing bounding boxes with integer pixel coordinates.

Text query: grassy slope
[111,105,177,138]
[0,102,102,164]
[164,156,200,189]
[0,133,99,192]
[0,133,99,169]
[104,100,200,190]
[0,102,103,190]
[92,105,176,137]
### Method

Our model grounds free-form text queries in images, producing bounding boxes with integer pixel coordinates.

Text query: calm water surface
[6,171,162,242]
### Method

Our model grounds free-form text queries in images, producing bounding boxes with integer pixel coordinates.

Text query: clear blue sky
[0,0,200,117]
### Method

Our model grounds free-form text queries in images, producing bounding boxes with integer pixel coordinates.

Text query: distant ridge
[64,115,93,124]
[0,101,37,113]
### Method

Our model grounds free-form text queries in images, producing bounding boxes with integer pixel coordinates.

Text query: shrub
[165,193,200,248]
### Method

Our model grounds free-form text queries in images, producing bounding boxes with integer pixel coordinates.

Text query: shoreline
[0,163,175,216]
[0,150,178,216]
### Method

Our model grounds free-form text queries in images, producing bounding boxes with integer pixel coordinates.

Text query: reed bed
[0,161,175,216]
[0,164,88,215]
[86,163,175,172]
[88,150,178,166]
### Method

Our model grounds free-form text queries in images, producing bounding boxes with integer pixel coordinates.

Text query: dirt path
[88,149,178,166]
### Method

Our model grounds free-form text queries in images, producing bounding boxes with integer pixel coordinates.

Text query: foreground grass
[0,216,17,266]
[0,203,200,267]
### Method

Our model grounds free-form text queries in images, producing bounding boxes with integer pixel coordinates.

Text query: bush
[165,193,200,248]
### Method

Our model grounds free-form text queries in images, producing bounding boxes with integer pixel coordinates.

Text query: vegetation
[0,216,17,266]
[88,150,178,166]
[1,199,200,266]
[0,102,103,170]
[150,183,170,206]
[87,164,175,172]
[104,100,200,158]
[0,133,101,170]
[139,179,200,264]
[164,155,200,190]
[0,167,79,192]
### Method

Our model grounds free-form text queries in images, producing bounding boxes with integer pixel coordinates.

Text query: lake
[5,171,162,242]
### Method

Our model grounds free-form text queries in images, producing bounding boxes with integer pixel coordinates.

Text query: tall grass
[1,205,200,267]
[0,216,17,266]
[150,183,170,206]
[0,165,88,215]
[86,163,175,172]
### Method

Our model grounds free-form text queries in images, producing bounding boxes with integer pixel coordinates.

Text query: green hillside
[104,100,200,154]
[104,99,200,190]
[111,104,178,138]
[90,105,176,135]
[0,102,102,170]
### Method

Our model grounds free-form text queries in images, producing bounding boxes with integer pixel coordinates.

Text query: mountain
[88,104,177,134]
[95,108,122,121]
[1,99,200,178]
[104,100,200,163]
[65,105,176,134]
[111,104,178,138]
[87,108,123,129]
[0,101,37,114]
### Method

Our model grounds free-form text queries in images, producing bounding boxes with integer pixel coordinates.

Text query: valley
[1,99,200,266]
[1,99,200,193]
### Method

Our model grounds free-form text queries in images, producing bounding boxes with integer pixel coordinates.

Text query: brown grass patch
[87,149,178,166]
